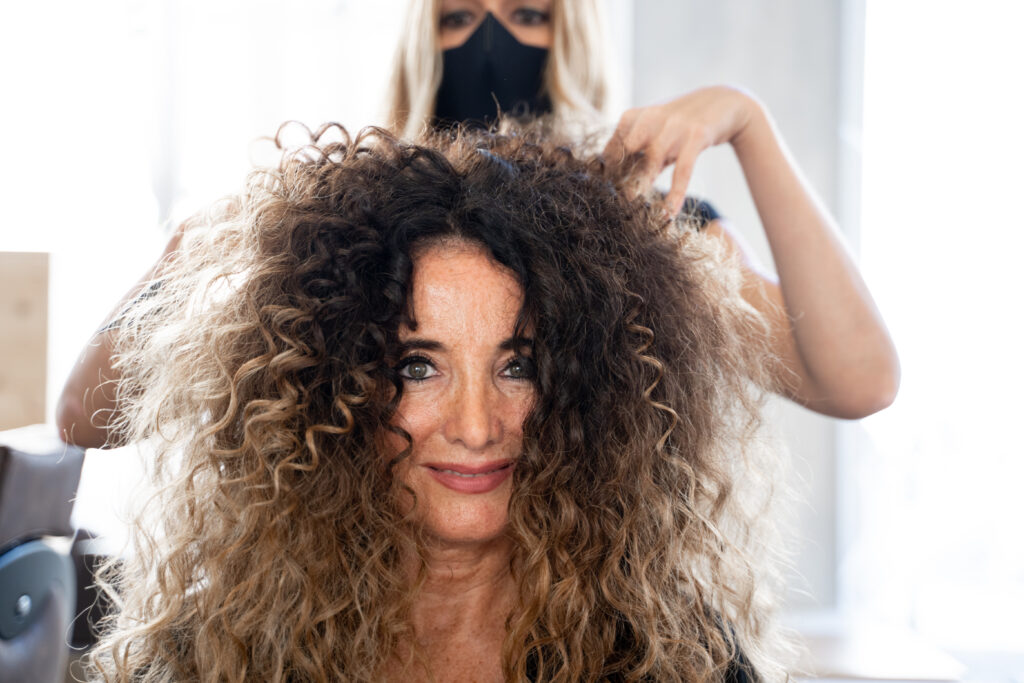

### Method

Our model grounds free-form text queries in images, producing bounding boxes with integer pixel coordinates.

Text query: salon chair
[0,427,84,683]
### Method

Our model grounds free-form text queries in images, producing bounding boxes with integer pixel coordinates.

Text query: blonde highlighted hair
[385,0,610,138]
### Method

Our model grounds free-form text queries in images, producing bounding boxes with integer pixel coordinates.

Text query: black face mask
[434,13,552,128]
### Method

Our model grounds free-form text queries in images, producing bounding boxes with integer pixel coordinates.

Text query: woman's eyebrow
[398,338,445,353]
[398,337,533,352]
[499,337,535,351]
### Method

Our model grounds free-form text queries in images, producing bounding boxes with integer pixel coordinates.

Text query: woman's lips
[422,460,514,494]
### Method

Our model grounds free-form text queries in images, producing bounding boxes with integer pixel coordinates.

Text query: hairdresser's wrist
[729,95,775,161]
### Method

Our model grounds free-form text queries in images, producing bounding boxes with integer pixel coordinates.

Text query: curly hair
[87,123,792,682]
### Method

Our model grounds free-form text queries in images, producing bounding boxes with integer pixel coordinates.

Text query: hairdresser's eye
[397,357,438,381]
[440,10,476,29]
[501,356,536,381]
[511,7,550,26]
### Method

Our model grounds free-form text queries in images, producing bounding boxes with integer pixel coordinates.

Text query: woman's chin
[419,505,511,548]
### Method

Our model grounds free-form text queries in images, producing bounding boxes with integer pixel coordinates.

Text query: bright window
[852,0,1024,658]
[0,0,404,420]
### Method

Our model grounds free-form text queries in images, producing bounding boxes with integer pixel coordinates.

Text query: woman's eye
[440,10,475,29]
[511,7,550,26]
[502,356,536,380]
[398,357,437,381]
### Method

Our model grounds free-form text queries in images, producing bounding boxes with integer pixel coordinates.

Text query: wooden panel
[0,252,48,430]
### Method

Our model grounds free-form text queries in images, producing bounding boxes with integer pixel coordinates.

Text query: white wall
[631,0,860,612]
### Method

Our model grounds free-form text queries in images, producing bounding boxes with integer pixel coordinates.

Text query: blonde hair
[385,0,610,139]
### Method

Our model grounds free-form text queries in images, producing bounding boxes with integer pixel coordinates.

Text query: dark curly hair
[88,123,791,682]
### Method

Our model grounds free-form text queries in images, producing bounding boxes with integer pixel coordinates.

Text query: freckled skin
[384,243,532,681]
[391,242,535,546]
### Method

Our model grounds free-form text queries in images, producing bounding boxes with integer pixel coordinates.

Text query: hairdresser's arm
[55,227,183,448]
[605,86,900,418]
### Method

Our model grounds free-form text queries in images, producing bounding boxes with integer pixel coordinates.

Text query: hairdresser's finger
[603,108,641,165]
[634,135,674,194]
[663,137,704,216]
[607,106,668,162]
[629,118,678,193]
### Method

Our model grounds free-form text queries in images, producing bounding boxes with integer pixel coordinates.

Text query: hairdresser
[386,0,898,420]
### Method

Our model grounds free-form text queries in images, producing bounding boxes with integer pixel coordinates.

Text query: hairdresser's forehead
[403,242,522,341]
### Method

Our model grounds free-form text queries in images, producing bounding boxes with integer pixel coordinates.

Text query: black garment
[524,617,757,682]
[523,646,757,682]
[434,13,552,128]
[681,196,721,229]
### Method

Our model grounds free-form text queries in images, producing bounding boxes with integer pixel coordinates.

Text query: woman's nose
[442,379,503,450]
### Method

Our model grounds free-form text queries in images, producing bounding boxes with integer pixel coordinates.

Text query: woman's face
[438,0,553,50]
[390,241,535,545]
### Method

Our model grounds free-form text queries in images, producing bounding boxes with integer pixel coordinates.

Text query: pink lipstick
[422,460,514,494]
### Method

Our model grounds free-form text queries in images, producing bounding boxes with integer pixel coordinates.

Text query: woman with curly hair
[59,125,795,681]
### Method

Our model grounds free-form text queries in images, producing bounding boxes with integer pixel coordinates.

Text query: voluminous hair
[385,0,609,139]
[89,123,791,682]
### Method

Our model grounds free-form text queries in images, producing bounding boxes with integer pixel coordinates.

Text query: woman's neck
[392,535,515,682]
[412,534,515,634]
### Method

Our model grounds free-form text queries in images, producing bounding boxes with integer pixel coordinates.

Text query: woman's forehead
[402,241,524,340]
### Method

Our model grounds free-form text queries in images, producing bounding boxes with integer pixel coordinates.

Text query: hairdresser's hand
[603,85,761,215]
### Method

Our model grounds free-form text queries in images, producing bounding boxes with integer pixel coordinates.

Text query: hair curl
[88,123,791,682]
